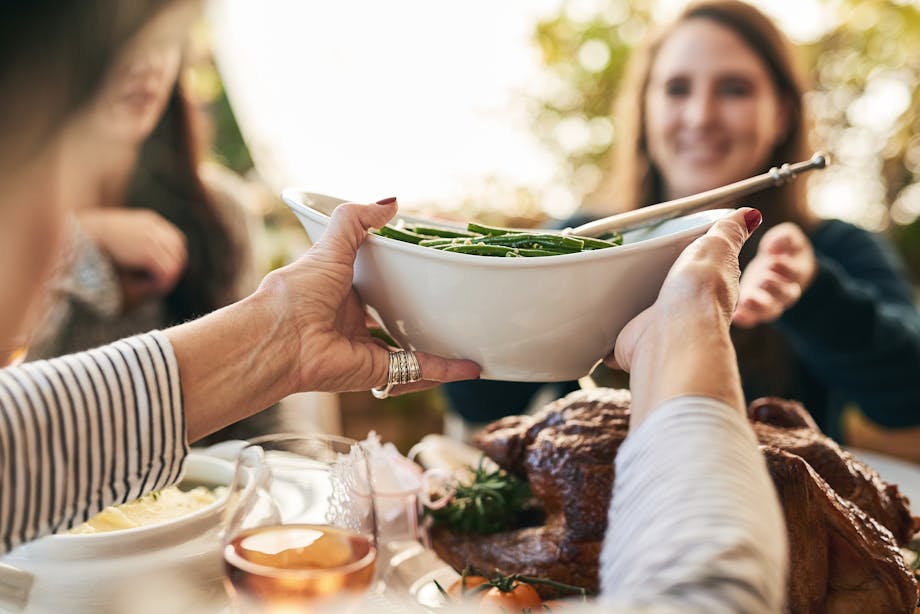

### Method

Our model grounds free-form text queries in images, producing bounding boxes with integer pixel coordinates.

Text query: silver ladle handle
[567,152,830,238]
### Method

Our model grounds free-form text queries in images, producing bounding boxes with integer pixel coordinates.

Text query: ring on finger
[371,350,422,399]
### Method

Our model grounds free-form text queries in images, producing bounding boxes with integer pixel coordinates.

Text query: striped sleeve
[0,331,187,553]
[598,396,787,614]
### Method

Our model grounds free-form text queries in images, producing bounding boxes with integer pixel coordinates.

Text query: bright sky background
[208,0,835,216]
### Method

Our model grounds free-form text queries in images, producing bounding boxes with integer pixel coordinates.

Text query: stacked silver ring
[371,350,422,399]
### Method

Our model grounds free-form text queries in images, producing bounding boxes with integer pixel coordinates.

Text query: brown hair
[0,1,172,168]
[128,79,241,322]
[603,0,816,242]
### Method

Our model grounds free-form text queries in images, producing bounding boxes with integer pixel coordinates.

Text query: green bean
[567,234,622,249]
[442,244,520,257]
[515,248,568,257]
[442,244,567,258]
[426,238,480,250]
[598,231,624,246]
[406,224,479,238]
[423,237,577,257]
[466,222,520,236]
[376,219,624,258]
[418,238,460,248]
[374,225,429,244]
[476,233,585,252]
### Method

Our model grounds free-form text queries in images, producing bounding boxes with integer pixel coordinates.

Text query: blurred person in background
[28,8,254,360]
[22,5,297,442]
[0,0,479,554]
[445,0,920,444]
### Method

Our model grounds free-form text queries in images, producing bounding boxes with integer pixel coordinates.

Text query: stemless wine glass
[222,434,378,614]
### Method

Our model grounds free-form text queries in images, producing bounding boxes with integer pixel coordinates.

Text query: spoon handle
[568,152,829,238]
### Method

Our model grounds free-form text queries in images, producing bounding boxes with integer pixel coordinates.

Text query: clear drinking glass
[222,434,378,614]
[374,482,424,578]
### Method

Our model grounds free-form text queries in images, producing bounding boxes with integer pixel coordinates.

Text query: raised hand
[78,207,188,300]
[605,208,762,425]
[732,222,817,329]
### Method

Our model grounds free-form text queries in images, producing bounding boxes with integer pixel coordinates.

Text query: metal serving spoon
[565,152,829,238]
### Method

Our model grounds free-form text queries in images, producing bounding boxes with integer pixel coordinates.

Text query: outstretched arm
[0,200,480,554]
[167,199,480,441]
[600,209,788,613]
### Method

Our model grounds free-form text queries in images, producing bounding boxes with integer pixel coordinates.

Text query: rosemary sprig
[426,457,530,534]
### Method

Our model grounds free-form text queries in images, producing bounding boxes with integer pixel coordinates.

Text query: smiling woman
[643,17,791,201]
[611,0,920,441]
[442,0,920,447]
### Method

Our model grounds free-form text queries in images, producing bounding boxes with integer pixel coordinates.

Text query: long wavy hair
[601,0,816,240]
[599,0,820,400]
[127,78,241,323]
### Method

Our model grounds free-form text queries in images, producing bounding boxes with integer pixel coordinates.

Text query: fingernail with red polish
[376,197,397,205]
[744,209,762,232]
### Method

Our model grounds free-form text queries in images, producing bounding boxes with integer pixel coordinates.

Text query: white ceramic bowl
[282,189,731,382]
[0,453,234,614]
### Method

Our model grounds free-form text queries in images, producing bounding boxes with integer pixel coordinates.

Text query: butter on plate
[66,485,225,534]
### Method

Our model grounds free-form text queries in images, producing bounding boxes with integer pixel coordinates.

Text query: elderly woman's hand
[259,198,480,396]
[732,222,817,329]
[604,208,761,425]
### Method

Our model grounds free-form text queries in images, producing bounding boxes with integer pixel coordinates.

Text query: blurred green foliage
[209,87,255,175]
[186,26,254,176]
[532,0,920,280]
[533,0,654,180]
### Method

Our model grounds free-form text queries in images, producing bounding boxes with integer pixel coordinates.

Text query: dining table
[2,442,920,614]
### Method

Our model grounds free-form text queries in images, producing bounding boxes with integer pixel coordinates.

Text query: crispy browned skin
[429,389,919,609]
[750,397,916,546]
[433,388,631,594]
[429,523,602,597]
[764,446,918,613]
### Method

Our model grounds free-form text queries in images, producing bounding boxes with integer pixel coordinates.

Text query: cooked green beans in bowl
[282,188,732,381]
[372,222,623,257]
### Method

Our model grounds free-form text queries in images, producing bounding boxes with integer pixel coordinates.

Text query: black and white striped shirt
[0,331,187,553]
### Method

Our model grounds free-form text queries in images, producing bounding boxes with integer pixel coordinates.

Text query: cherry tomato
[447,575,490,602]
[478,582,542,613]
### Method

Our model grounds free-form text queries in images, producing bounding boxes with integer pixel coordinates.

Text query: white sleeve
[598,396,787,614]
[0,331,187,553]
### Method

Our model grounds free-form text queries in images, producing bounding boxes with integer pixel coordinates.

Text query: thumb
[703,207,762,259]
[313,198,398,261]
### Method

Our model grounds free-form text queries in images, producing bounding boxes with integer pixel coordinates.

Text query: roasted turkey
[429,388,919,612]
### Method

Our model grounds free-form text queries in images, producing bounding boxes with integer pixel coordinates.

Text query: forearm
[164,288,296,442]
[627,309,744,428]
[0,332,186,553]
[600,397,787,613]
